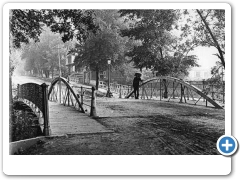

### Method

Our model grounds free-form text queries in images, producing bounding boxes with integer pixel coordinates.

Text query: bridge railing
[99,81,132,98]
[17,83,50,136]
[68,72,84,84]
[185,80,225,104]
[48,77,97,117]
[125,76,223,109]
[71,85,97,116]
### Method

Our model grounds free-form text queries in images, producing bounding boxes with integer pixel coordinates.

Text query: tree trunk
[196,9,225,69]
[163,79,168,98]
[96,68,99,90]
[44,70,49,78]
[51,68,54,79]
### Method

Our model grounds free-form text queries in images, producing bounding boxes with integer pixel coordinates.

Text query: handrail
[125,76,223,109]
[48,76,97,117]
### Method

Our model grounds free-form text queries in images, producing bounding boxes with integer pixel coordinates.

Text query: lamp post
[106,59,112,97]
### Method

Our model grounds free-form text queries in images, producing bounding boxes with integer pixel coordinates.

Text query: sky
[189,46,219,71]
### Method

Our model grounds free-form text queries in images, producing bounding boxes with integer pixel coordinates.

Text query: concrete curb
[9,130,114,155]
[9,135,66,155]
[9,136,46,155]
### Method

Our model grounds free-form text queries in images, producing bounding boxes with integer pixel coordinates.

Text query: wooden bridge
[16,76,112,136]
[16,75,223,137]
[124,76,224,109]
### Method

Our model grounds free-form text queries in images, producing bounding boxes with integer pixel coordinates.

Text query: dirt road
[22,97,224,155]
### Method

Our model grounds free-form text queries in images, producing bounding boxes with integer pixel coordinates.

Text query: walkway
[48,101,112,135]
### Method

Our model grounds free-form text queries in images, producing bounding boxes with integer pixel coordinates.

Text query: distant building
[65,55,126,85]
[66,54,75,73]
[185,68,212,81]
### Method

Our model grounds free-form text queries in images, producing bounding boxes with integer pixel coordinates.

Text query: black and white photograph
[2,2,235,176]
[8,7,226,155]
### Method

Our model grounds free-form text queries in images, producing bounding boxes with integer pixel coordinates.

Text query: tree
[179,9,225,68]
[10,9,98,49]
[22,27,76,78]
[196,9,225,68]
[120,10,179,70]
[10,10,44,48]
[72,10,129,89]
[9,9,98,134]
[119,10,199,77]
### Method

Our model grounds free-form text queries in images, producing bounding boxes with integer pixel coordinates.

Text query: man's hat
[135,72,142,76]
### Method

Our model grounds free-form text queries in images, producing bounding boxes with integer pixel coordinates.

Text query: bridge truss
[48,76,97,116]
[125,76,224,109]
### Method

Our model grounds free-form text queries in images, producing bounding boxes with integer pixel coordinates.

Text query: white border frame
[2,3,231,175]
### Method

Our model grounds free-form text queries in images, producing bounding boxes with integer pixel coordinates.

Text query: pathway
[48,101,112,135]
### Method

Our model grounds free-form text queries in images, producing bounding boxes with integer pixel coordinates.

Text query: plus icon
[222,139,233,151]
[217,135,238,156]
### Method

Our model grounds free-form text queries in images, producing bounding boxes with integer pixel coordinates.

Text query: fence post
[59,79,62,104]
[90,86,97,117]
[160,79,162,101]
[202,80,205,102]
[42,83,51,136]
[119,84,122,98]
[173,81,175,99]
[150,83,153,99]
[211,84,214,100]
[180,84,183,103]
[80,86,84,107]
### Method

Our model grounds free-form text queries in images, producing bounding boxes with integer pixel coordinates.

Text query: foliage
[10,10,44,48]
[21,27,76,78]
[119,10,199,78]
[10,109,40,142]
[206,61,224,90]
[42,10,98,43]
[10,9,98,49]
[179,9,225,68]
[72,10,130,89]
[9,47,22,75]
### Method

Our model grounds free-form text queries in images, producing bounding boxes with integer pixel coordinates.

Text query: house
[185,68,212,81]
[65,55,126,85]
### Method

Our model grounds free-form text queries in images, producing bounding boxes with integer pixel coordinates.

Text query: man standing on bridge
[133,73,143,99]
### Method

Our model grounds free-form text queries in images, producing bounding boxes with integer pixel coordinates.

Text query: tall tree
[120,9,199,77]
[22,27,76,78]
[72,10,129,89]
[10,9,98,49]
[196,9,225,68]
[179,9,225,68]
[120,10,179,70]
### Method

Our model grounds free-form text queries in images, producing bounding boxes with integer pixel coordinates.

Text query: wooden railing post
[90,86,97,117]
[180,84,184,103]
[80,86,84,107]
[119,84,122,98]
[59,79,62,104]
[42,83,51,136]
[150,83,153,99]
[172,81,175,99]
[160,79,162,101]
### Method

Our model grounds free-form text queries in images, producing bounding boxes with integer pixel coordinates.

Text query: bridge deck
[48,101,112,135]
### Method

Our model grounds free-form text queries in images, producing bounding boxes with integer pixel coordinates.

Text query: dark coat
[133,77,142,88]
